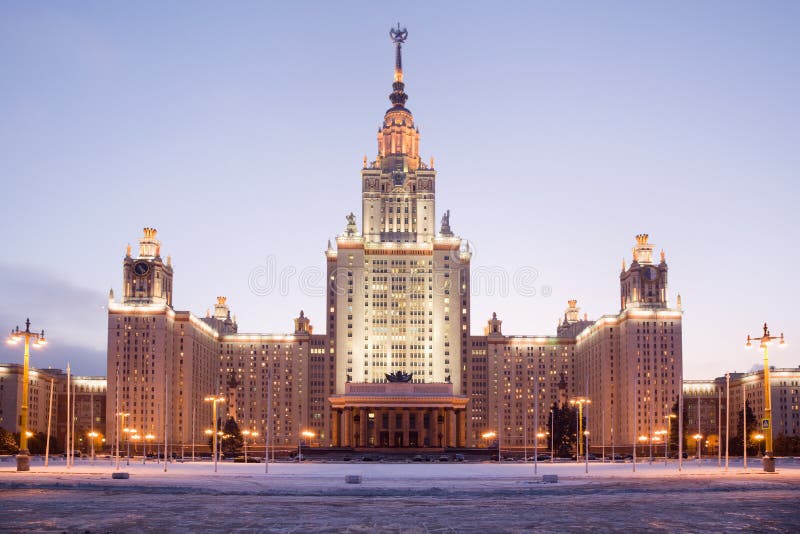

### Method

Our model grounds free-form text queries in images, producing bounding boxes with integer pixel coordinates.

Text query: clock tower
[619,233,668,310]
[122,227,174,306]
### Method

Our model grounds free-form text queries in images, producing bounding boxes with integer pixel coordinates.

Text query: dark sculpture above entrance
[385,370,413,383]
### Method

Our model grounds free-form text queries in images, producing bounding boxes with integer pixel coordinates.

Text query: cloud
[0,262,107,375]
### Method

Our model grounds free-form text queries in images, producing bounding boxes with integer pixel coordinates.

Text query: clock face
[392,171,406,186]
[133,261,150,276]
[643,266,658,281]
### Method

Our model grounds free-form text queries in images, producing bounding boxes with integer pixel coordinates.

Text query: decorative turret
[484,312,503,337]
[122,227,174,307]
[632,233,654,264]
[139,227,160,258]
[557,300,594,337]
[213,296,229,320]
[201,296,237,334]
[295,310,311,335]
[620,233,669,311]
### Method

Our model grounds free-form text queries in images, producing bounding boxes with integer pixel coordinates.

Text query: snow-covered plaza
[1,456,799,532]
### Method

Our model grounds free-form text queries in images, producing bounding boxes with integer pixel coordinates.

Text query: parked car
[412,454,425,462]
[668,452,689,459]
[438,455,450,462]
[233,456,262,463]
[454,453,465,462]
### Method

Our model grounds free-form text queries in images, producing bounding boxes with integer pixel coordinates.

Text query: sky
[0,1,797,378]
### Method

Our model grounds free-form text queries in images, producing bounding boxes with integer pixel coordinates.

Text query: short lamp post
[754,433,765,457]
[242,430,258,464]
[654,430,668,466]
[299,430,314,461]
[693,434,703,461]
[123,427,136,466]
[7,318,47,472]
[746,323,786,472]
[664,414,677,466]
[204,395,226,473]
[638,435,648,458]
[145,434,155,463]
[115,412,130,470]
[535,432,546,472]
[482,431,498,462]
[88,431,99,462]
[130,434,141,463]
[583,430,590,473]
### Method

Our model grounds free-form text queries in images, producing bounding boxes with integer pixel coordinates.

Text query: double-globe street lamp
[745,323,786,473]
[7,318,47,472]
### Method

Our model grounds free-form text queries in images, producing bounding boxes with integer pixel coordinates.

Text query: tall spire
[389,23,409,109]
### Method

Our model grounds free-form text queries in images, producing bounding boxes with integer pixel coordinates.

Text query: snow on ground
[1,456,799,532]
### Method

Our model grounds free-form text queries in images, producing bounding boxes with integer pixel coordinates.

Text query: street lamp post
[299,430,314,461]
[535,432,546,474]
[584,431,590,474]
[569,397,591,462]
[88,431,99,462]
[130,434,140,462]
[664,414,676,467]
[746,323,786,472]
[242,430,258,464]
[754,433,765,457]
[7,318,47,471]
[725,373,730,471]
[115,412,129,471]
[694,434,703,461]
[655,430,667,465]
[481,431,497,461]
[145,434,154,463]
[123,427,136,466]
[550,409,555,463]
[204,395,226,473]
[638,435,647,462]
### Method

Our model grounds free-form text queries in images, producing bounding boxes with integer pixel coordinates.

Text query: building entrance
[330,382,468,448]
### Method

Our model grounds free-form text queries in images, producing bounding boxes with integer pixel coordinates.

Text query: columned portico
[330,382,468,448]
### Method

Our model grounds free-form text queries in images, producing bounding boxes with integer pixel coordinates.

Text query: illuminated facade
[104,28,685,452]
[0,363,106,451]
[683,368,800,452]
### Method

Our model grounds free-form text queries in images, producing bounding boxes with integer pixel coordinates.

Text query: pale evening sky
[0,1,797,378]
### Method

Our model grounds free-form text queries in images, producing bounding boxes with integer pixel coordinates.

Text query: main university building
[106,31,684,453]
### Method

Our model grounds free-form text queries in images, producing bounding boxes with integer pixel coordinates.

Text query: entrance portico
[330,382,468,448]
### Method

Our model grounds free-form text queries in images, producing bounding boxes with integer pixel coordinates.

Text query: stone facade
[0,363,105,452]
[102,30,686,454]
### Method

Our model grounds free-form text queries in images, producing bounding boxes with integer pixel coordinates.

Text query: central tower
[361,24,436,244]
[327,26,471,398]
